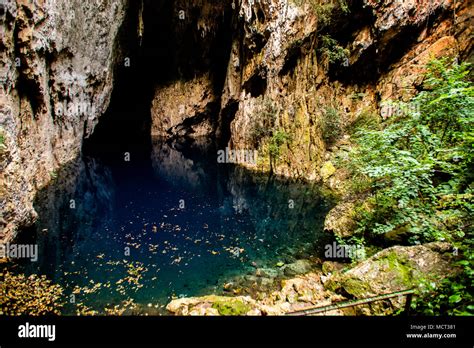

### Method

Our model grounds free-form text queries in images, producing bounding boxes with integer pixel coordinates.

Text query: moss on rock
[167,295,257,316]
[322,243,458,314]
[211,298,252,316]
[340,278,371,298]
[320,161,336,181]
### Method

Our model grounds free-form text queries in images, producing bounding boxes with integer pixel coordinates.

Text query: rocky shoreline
[166,242,458,315]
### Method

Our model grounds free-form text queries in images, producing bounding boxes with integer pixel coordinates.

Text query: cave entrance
[14,2,335,315]
[83,0,235,163]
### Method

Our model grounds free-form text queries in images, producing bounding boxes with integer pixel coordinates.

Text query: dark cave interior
[83,0,235,163]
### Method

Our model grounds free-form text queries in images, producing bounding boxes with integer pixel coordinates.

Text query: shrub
[346,58,473,315]
[319,35,349,65]
[292,0,350,28]
[349,58,473,244]
[268,130,291,170]
[349,109,380,136]
[413,244,473,315]
[0,127,5,150]
[251,98,279,144]
[322,105,343,145]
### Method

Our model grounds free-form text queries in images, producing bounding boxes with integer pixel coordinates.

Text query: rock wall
[151,74,217,137]
[146,0,472,178]
[0,0,128,242]
[1,0,472,242]
[147,0,233,138]
[218,0,472,179]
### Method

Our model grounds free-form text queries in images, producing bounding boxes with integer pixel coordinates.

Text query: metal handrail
[286,289,415,316]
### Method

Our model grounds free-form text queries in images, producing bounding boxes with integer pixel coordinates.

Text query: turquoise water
[15,139,331,314]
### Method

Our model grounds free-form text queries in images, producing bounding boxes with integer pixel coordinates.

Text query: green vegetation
[319,35,349,65]
[0,126,5,151]
[292,0,350,28]
[413,247,473,315]
[212,298,251,316]
[321,105,343,145]
[349,59,473,244]
[251,98,278,141]
[269,130,291,170]
[251,98,292,171]
[345,58,474,314]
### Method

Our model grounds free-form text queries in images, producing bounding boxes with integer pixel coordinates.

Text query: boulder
[166,295,259,316]
[324,242,458,314]
[255,267,280,278]
[322,261,346,275]
[323,202,357,238]
[320,161,336,181]
[282,259,313,277]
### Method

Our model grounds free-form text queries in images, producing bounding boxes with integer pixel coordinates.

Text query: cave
[4,0,471,325]
[10,1,336,315]
[243,69,268,97]
[83,0,235,162]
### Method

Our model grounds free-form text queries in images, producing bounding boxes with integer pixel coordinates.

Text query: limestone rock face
[148,0,232,139]
[0,0,128,242]
[151,74,217,137]
[218,0,472,179]
[364,0,450,42]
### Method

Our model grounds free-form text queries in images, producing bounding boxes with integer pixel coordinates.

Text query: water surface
[16,139,331,314]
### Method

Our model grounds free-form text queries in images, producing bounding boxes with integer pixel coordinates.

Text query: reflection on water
[15,138,332,314]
